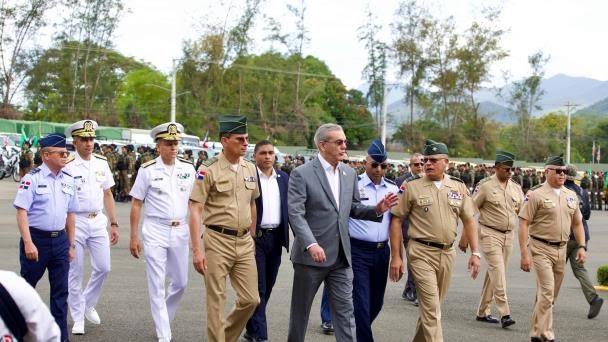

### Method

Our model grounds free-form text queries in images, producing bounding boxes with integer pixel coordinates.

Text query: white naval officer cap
[150,122,184,141]
[66,119,97,138]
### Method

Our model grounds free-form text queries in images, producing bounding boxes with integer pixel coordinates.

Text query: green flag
[20,126,27,146]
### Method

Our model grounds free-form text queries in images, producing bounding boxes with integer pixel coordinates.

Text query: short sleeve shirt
[391,175,476,244]
[473,175,524,231]
[130,157,195,220]
[14,163,78,230]
[190,153,260,229]
[63,153,114,213]
[519,182,583,242]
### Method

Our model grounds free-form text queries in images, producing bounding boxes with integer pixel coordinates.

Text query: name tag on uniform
[153,177,164,181]
[417,195,433,206]
[177,173,190,180]
[542,199,555,208]
[244,176,256,182]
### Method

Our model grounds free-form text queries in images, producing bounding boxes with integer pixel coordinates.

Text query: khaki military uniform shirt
[519,182,582,242]
[190,153,260,229]
[473,175,524,231]
[391,175,476,244]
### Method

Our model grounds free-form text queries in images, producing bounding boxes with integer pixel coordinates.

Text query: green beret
[545,154,565,166]
[423,139,448,156]
[219,115,248,134]
[495,150,515,167]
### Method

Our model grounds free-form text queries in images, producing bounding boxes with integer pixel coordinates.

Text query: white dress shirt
[317,154,341,210]
[257,167,281,228]
[64,153,114,213]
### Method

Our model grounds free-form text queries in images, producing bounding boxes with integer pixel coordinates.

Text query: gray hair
[314,123,343,148]
[409,153,423,163]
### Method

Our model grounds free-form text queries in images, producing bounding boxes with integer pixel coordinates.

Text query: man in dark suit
[244,140,290,342]
[287,123,398,342]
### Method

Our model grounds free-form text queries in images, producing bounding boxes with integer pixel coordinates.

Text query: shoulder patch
[93,153,107,160]
[449,175,464,183]
[142,160,157,168]
[61,170,72,177]
[178,157,193,165]
[203,157,218,167]
[65,155,75,164]
[29,167,41,175]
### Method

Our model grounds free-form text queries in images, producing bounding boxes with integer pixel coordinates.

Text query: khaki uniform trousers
[408,240,455,342]
[204,229,260,342]
[477,225,513,317]
[530,238,567,341]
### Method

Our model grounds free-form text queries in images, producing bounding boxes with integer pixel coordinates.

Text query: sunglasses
[411,162,424,167]
[371,162,388,169]
[326,139,348,146]
[46,151,70,158]
[422,157,445,164]
[547,168,566,175]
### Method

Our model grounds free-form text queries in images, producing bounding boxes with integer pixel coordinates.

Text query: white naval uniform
[129,157,195,341]
[0,270,62,341]
[65,153,114,324]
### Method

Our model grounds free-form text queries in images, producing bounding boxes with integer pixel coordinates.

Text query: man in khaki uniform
[389,139,481,342]
[471,150,523,329]
[189,115,260,342]
[519,155,587,342]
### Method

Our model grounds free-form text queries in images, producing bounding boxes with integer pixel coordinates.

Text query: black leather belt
[482,224,509,234]
[350,237,387,249]
[413,238,453,250]
[208,225,249,237]
[256,228,277,238]
[531,235,566,247]
[29,227,65,238]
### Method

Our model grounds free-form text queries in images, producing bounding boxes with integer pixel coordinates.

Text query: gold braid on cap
[72,120,96,137]
[155,123,182,140]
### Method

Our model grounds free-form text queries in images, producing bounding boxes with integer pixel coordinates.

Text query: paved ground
[1,178,607,341]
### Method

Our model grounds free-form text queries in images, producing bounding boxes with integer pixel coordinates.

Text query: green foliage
[598,264,608,286]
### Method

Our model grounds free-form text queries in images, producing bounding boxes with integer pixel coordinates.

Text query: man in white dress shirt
[129,122,195,342]
[64,119,119,336]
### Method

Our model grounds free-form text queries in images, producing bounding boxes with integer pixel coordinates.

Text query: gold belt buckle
[87,212,97,219]
[237,229,246,237]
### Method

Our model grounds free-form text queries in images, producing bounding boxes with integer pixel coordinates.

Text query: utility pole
[564,101,579,164]
[381,86,388,146]
[170,59,177,122]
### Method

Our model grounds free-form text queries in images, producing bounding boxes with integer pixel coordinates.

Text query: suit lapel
[313,158,339,211]
[339,166,349,211]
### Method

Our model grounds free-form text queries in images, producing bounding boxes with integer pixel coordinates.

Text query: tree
[359,4,387,133]
[115,68,171,128]
[392,0,430,149]
[0,0,54,118]
[502,51,549,160]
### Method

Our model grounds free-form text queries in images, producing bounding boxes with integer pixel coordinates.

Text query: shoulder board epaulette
[477,177,492,186]
[529,184,543,192]
[93,153,107,161]
[384,178,396,185]
[65,155,75,164]
[178,157,193,165]
[141,160,157,168]
[203,157,218,167]
[61,170,72,177]
[449,175,464,183]
[29,167,41,175]
[508,178,523,187]
[405,174,422,183]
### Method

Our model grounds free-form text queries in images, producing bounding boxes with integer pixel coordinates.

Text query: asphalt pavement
[0,178,607,341]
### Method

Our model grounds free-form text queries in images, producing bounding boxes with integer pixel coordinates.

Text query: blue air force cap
[367,139,388,163]
[39,133,66,148]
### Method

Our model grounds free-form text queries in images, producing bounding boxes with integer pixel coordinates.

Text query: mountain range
[360,74,608,127]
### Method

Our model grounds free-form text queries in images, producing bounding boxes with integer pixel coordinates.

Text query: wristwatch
[110,222,119,227]
[471,252,481,258]
[578,245,587,251]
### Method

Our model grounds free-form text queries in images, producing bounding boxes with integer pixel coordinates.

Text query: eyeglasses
[371,162,388,169]
[46,151,70,158]
[411,162,424,167]
[325,139,347,146]
[547,168,566,175]
[422,157,445,164]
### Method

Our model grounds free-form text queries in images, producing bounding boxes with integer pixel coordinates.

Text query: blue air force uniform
[13,133,78,342]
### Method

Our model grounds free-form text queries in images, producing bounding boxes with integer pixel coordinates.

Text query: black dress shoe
[588,295,603,319]
[243,331,255,341]
[530,338,542,342]
[476,315,499,323]
[321,321,334,335]
[500,315,515,328]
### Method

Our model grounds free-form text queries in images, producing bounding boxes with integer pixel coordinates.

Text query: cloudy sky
[111,0,608,89]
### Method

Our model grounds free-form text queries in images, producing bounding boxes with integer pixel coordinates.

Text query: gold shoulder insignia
[93,153,107,161]
[178,157,193,165]
[203,157,218,167]
[142,159,157,168]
